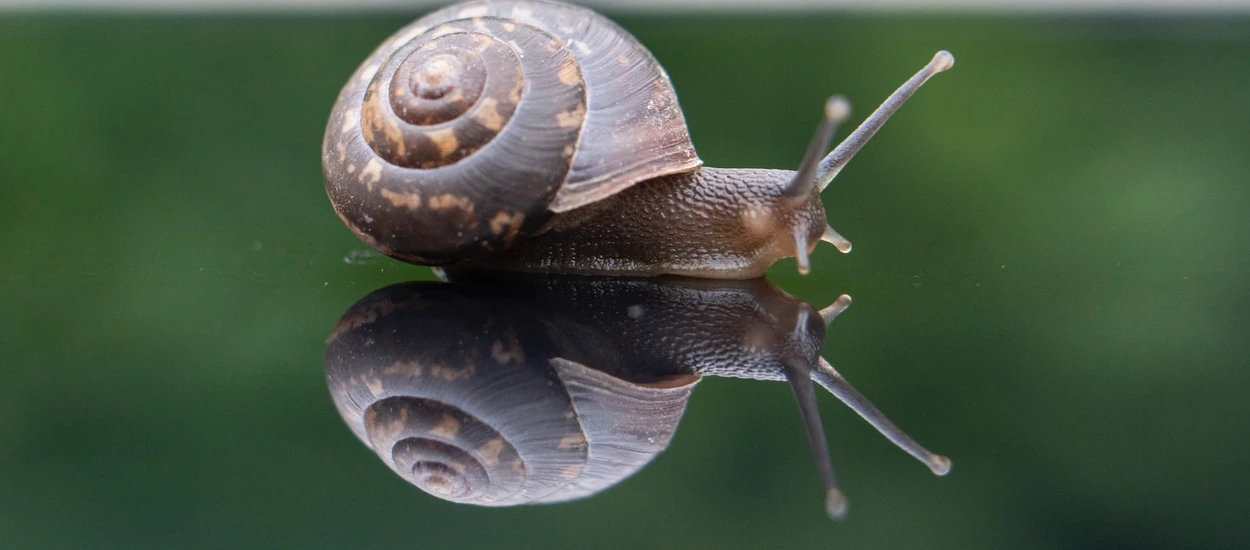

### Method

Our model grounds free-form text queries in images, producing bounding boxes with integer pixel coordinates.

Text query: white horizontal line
[3,0,1250,13]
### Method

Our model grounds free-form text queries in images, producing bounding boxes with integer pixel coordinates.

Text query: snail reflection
[325,275,950,518]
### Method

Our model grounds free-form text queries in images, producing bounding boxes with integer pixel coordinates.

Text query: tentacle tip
[796,264,812,276]
[929,455,953,476]
[932,50,955,72]
[819,294,853,325]
[820,225,852,253]
[825,489,849,520]
[824,95,851,123]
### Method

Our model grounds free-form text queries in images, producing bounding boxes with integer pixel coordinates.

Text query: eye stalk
[786,96,850,275]
[784,51,956,276]
[817,50,956,191]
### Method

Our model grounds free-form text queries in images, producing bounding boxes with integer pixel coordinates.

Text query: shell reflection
[325,275,949,517]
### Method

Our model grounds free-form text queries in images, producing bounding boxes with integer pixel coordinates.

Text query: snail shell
[322,0,701,265]
[325,281,699,505]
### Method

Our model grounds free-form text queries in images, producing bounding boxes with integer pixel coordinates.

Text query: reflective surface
[3,11,1249,550]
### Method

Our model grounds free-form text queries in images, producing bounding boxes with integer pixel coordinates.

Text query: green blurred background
[2,7,1249,549]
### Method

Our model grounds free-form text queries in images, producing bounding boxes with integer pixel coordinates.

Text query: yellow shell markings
[430,414,463,439]
[365,405,409,448]
[366,27,526,173]
[488,211,525,239]
[508,76,523,104]
[383,360,423,377]
[560,464,583,481]
[427,128,460,158]
[359,158,384,192]
[557,432,588,451]
[556,59,580,86]
[380,188,422,210]
[477,437,507,466]
[359,87,409,161]
[339,107,359,136]
[469,32,493,49]
[427,193,476,214]
[366,377,385,397]
[475,96,506,132]
[430,363,476,381]
[555,103,587,129]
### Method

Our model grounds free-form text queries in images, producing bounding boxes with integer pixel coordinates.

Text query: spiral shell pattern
[325,16,587,265]
[364,397,528,503]
[324,283,595,506]
[322,0,701,266]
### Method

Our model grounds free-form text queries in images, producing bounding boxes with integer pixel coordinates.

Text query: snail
[325,274,950,517]
[322,0,954,278]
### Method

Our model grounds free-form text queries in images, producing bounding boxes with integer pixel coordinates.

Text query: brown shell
[322,0,701,265]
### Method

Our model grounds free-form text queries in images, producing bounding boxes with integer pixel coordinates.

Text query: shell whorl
[362,30,523,169]
[325,15,587,265]
[364,397,527,503]
[323,1,701,266]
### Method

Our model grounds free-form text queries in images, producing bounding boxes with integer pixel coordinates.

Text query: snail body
[323,0,954,278]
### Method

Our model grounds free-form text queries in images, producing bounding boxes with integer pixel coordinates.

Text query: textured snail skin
[462,273,829,381]
[468,168,831,278]
[324,274,830,506]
